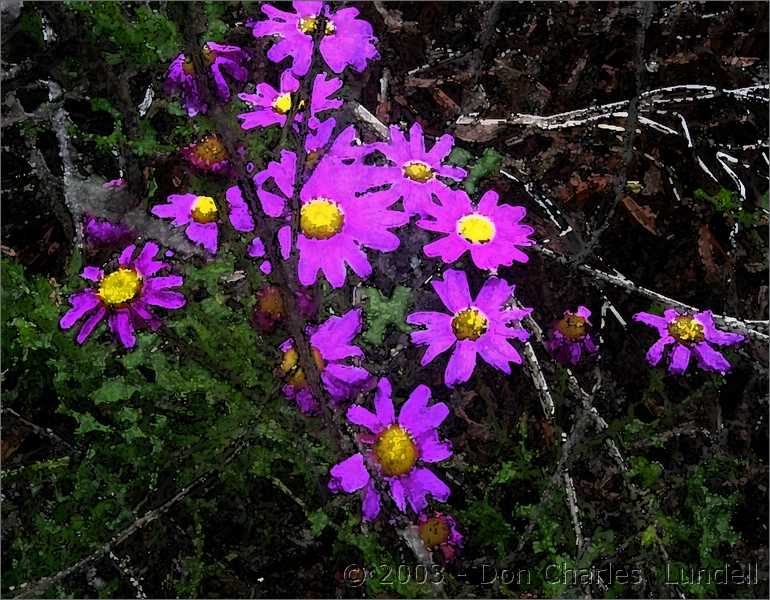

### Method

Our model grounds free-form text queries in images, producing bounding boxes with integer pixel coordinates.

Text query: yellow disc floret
[451,307,489,341]
[98,268,142,307]
[556,314,588,341]
[280,346,325,388]
[457,213,495,244]
[403,161,435,183]
[419,516,450,548]
[272,93,294,115]
[374,425,418,476]
[300,198,345,240]
[194,135,227,164]
[182,56,195,75]
[297,15,336,35]
[190,196,218,224]
[667,315,705,344]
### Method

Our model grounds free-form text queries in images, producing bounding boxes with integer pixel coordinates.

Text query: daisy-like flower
[417,188,534,269]
[418,511,463,564]
[407,270,531,387]
[249,1,378,76]
[59,242,185,349]
[151,189,254,254]
[373,122,467,215]
[181,134,230,174]
[165,42,249,117]
[278,308,373,414]
[328,378,452,521]
[83,215,136,250]
[252,133,408,288]
[544,305,598,365]
[633,309,745,375]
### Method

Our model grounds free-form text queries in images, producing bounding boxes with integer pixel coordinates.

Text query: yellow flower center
[457,214,495,244]
[201,44,216,64]
[190,196,218,224]
[556,314,588,341]
[297,15,336,35]
[272,93,294,115]
[374,425,418,476]
[193,135,227,164]
[419,516,451,548]
[451,307,488,341]
[98,268,142,307]
[403,161,435,183]
[667,315,705,344]
[300,199,344,240]
[280,346,326,388]
[258,286,285,319]
[182,56,195,75]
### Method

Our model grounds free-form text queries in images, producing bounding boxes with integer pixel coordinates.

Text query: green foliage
[694,186,765,226]
[463,148,504,194]
[360,285,412,346]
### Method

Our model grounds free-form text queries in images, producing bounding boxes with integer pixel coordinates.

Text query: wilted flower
[418,511,463,563]
[181,134,230,173]
[417,188,534,269]
[59,242,185,349]
[329,378,452,521]
[249,1,378,76]
[165,42,249,116]
[252,284,317,333]
[407,269,531,386]
[151,189,254,254]
[373,122,466,215]
[83,215,136,250]
[544,305,598,365]
[252,132,408,288]
[278,308,373,414]
[633,309,745,375]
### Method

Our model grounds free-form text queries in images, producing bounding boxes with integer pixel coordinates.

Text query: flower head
[544,305,598,365]
[59,242,186,349]
[83,215,136,250]
[407,270,531,386]
[181,134,230,173]
[165,42,249,117]
[418,511,463,563]
[253,133,408,288]
[278,308,373,413]
[417,188,534,269]
[252,284,318,333]
[328,378,452,521]
[633,309,745,375]
[372,123,467,215]
[151,189,254,254]
[249,1,378,76]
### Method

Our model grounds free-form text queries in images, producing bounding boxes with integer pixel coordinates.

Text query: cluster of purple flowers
[58,0,748,560]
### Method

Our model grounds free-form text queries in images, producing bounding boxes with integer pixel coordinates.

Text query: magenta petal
[186,222,218,254]
[329,453,370,493]
[693,341,732,373]
[646,335,674,366]
[444,340,477,386]
[374,378,395,426]
[60,291,100,330]
[398,385,448,436]
[76,305,107,344]
[81,266,104,282]
[134,241,166,276]
[696,311,745,346]
[389,478,407,512]
[432,269,472,313]
[474,277,513,314]
[633,311,670,336]
[118,244,136,266]
[403,467,451,513]
[143,290,186,309]
[347,405,384,435]
[417,431,453,463]
[109,309,136,349]
[225,186,255,232]
[668,344,691,375]
[322,363,373,403]
[362,481,382,521]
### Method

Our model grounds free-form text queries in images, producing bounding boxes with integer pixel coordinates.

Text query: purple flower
[418,511,463,564]
[238,70,341,151]
[252,133,408,288]
[165,42,249,117]
[544,305,598,365]
[180,134,230,173]
[59,242,185,349]
[417,188,534,269]
[328,378,452,521]
[151,190,254,254]
[633,309,745,375]
[278,308,373,414]
[407,270,531,387]
[249,1,378,76]
[103,178,127,189]
[372,123,467,215]
[83,215,136,250]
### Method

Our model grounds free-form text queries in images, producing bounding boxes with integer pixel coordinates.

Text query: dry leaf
[698,223,727,282]
[622,195,659,235]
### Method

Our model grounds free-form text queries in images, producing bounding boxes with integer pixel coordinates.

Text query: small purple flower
[278,308,373,414]
[407,269,531,387]
[418,511,463,564]
[417,187,534,269]
[544,305,598,365]
[59,242,185,349]
[252,132,408,288]
[633,309,745,375]
[372,122,467,215]
[328,378,452,521]
[103,178,127,189]
[83,215,136,250]
[180,134,230,174]
[165,42,249,117]
[151,190,254,254]
[249,1,378,76]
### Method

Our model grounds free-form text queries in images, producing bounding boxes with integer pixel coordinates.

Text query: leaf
[463,148,504,194]
[308,509,329,537]
[92,377,139,405]
[621,196,658,235]
[361,286,412,346]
